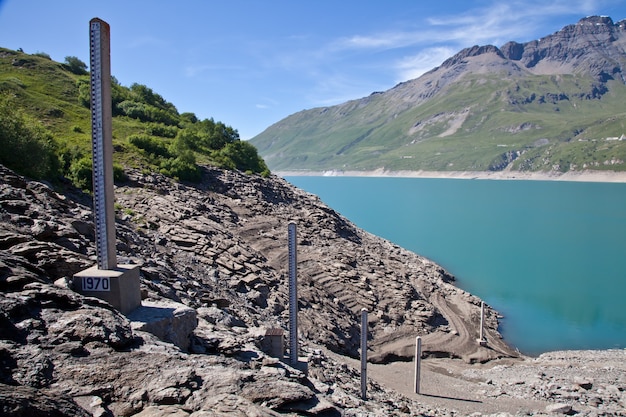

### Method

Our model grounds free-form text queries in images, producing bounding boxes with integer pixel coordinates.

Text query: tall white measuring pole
[288,222,298,366]
[74,18,141,315]
[89,17,117,270]
[414,336,422,394]
[360,308,368,400]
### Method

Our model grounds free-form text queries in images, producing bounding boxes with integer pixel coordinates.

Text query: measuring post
[288,222,298,366]
[73,18,140,315]
[360,308,368,400]
[477,301,487,346]
[89,17,116,270]
[414,336,422,394]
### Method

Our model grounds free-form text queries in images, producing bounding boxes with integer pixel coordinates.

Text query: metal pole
[479,301,485,341]
[360,308,368,400]
[414,336,422,394]
[288,222,298,366]
[89,18,117,270]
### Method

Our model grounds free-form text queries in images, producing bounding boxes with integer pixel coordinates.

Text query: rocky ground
[1,164,625,416]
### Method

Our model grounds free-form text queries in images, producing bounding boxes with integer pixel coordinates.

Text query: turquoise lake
[285,176,626,355]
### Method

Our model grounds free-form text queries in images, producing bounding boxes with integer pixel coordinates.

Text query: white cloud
[326,0,611,85]
[395,47,456,82]
[335,31,428,50]
[254,97,279,110]
[426,0,605,45]
[332,0,606,55]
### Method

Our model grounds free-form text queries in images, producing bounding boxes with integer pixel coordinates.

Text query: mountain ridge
[250,16,626,174]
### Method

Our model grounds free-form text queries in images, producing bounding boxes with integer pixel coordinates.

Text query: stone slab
[128,299,198,351]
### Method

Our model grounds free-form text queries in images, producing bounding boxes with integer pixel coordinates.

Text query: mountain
[250,16,626,174]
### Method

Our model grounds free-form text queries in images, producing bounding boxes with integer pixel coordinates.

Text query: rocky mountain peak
[386,15,626,117]
[439,44,505,69]
[500,15,626,81]
[429,15,626,83]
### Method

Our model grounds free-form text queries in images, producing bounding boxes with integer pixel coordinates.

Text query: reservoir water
[285,176,626,355]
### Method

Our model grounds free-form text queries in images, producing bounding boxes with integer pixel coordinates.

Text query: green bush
[0,94,59,179]
[33,51,51,60]
[113,163,128,182]
[76,77,91,108]
[218,140,269,174]
[67,158,128,191]
[128,134,172,158]
[116,100,178,125]
[69,156,93,190]
[159,150,201,182]
[63,56,88,75]
[146,123,178,138]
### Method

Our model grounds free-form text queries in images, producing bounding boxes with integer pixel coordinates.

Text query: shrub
[33,51,51,60]
[159,150,201,182]
[63,56,88,75]
[0,94,59,179]
[128,134,171,158]
[113,163,128,182]
[76,77,91,108]
[146,123,178,138]
[218,140,269,174]
[116,100,178,125]
[69,156,93,190]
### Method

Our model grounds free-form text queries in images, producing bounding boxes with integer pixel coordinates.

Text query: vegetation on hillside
[0,47,269,189]
[252,70,626,173]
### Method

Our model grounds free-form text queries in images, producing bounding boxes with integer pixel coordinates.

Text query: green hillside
[0,47,269,188]
[251,70,626,173]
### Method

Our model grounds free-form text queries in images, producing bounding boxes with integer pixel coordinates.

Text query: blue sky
[1,1,626,139]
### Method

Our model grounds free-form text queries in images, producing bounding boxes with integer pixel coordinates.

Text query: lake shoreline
[277,169,626,183]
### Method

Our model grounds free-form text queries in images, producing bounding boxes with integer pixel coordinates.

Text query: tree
[64,56,88,75]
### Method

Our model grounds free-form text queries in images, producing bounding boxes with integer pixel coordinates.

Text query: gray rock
[0,383,91,417]
[545,403,573,414]
[128,299,198,351]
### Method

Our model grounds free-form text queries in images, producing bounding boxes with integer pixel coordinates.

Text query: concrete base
[73,264,141,315]
[262,328,284,359]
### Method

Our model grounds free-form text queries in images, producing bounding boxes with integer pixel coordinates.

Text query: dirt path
[332,349,554,415]
[421,292,470,351]
[366,359,552,415]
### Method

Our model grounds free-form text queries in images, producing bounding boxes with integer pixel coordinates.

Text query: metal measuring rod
[288,222,299,366]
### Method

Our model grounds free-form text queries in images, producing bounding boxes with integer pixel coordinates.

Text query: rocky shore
[275,169,626,183]
[1,164,624,416]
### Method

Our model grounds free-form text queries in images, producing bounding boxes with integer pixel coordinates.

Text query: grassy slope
[1,50,146,153]
[0,47,268,186]
[0,49,155,172]
[252,71,626,173]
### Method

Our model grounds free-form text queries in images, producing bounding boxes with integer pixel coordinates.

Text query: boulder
[128,299,198,351]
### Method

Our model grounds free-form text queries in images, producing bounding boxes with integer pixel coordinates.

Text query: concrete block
[262,328,284,359]
[73,264,141,315]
